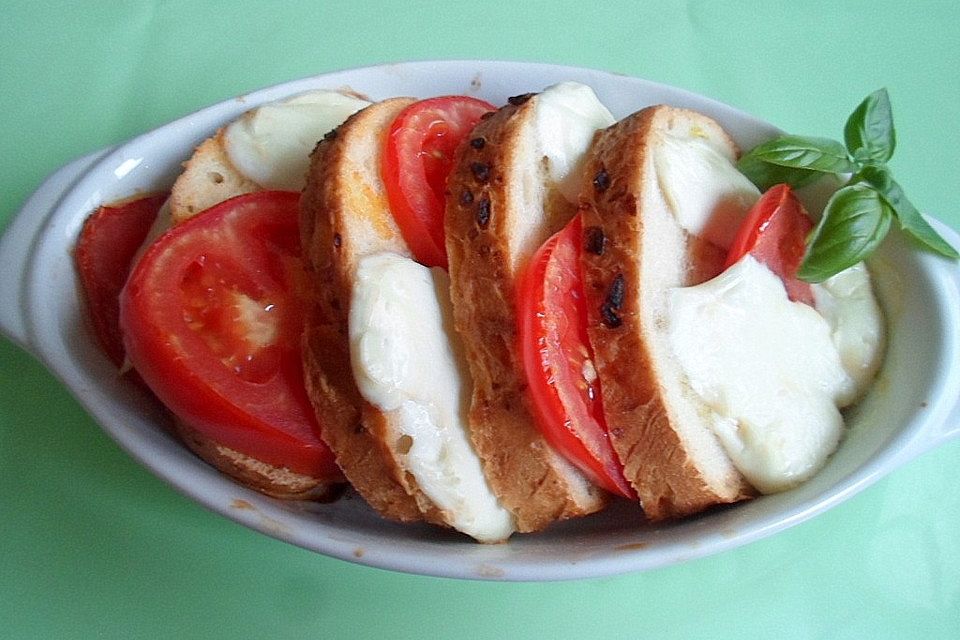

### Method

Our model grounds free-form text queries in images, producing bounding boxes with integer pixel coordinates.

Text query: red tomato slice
[76,193,167,366]
[725,183,815,305]
[518,214,635,498]
[382,95,495,269]
[119,191,340,480]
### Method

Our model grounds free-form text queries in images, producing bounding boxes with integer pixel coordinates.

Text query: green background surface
[2,1,959,638]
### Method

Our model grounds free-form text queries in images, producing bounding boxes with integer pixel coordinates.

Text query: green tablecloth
[2,2,958,637]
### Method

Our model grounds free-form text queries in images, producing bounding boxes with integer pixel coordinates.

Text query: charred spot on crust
[471,162,492,183]
[459,189,474,206]
[600,273,625,328]
[508,93,535,106]
[601,304,622,328]
[584,226,605,255]
[607,273,626,307]
[469,137,486,150]
[323,127,338,141]
[333,233,342,248]
[476,197,491,229]
[396,435,414,454]
[593,167,611,193]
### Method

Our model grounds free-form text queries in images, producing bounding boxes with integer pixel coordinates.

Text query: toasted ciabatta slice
[170,89,370,224]
[445,85,613,532]
[302,97,521,542]
[169,132,260,223]
[300,97,443,524]
[175,422,341,501]
[155,91,368,501]
[578,105,759,520]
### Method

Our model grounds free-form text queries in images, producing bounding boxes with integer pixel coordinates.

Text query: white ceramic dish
[2,61,959,581]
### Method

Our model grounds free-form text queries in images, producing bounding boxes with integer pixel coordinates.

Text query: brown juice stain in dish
[615,541,649,551]
[475,564,506,578]
[339,86,372,102]
[354,547,365,558]
[230,498,291,536]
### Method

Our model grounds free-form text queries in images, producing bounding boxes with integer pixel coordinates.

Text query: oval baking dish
[1,61,958,581]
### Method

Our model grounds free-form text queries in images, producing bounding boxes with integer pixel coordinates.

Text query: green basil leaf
[739,135,857,174]
[844,88,895,164]
[852,163,893,191]
[736,153,822,190]
[798,183,894,282]
[898,207,960,258]
[856,165,959,258]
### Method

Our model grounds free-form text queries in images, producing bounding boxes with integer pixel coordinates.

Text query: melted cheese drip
[349,253,516,542]
[224,90,370,190]
[667,255,884,493]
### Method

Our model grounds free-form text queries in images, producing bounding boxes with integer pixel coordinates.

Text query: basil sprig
[737,88,958,283]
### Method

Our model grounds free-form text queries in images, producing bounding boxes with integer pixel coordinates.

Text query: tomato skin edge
[725,183,815,305]
[119,191,341,481]
[75,193,168,367]
[381,95,496,269]
[381,128,447,268]
[517,215,635,499]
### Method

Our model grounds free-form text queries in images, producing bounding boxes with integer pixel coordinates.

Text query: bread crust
[169,130,260,224]
[578,105,756,520]
[299,98,448,525]
[175,421,342,501]
[164,129,325,500]
[445,95,608,532]
[169,88,371,224]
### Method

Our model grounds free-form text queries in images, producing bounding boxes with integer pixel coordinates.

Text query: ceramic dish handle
[925,364,960,455]
[942,395,960,448]
[915,219,960,455]
[936,264,960,449]
[0,151,108,352]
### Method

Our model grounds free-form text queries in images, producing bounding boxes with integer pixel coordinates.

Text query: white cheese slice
[532,82,616,204]
[666,255,884,493]
[224,90,370,191]
[654,130,761,250]
[349,253,515,542]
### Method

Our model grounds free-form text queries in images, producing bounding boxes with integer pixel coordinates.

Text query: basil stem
[739,89,957,281]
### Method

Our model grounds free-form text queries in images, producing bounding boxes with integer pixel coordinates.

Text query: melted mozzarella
[667,255,884,493]
[349,253,515,542]
[654,131,761,250]
[813,262,886,404]
[224,90,370,191]
[532,82,616,204]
